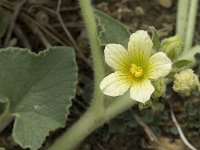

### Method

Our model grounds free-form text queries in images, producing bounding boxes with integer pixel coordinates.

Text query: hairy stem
[48,108,104,150]
[48,1,138,150]
[49,95,137,150]
[176,0,190,42]
[49,0,106,149]
[105,94,137,121]
[183,0,199,52]
[79,0,105,110]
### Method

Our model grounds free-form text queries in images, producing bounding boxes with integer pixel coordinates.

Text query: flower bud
[161,35,182,60]
[152,78,167,98]
[173,69,200,95]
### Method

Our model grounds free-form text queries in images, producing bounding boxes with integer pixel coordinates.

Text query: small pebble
[158,0,172,8]
[135,6,144,16]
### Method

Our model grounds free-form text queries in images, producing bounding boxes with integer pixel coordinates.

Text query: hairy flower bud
[173,69,200,95]
[161,35,182,60]
[152,78,167,98]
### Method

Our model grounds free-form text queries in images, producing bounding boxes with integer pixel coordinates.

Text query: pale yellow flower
[100,30,172,103]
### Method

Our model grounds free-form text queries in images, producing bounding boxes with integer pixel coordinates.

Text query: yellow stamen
[130,64,143,78]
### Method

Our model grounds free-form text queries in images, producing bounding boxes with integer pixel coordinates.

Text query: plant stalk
[104,94,137,121]
[48,107,104,150]
[176,0,190,42]
[49,0,106,149]
[183,0,199,52]
[79,0,105,111]
[49,95,136,150]
[48,1,138,150]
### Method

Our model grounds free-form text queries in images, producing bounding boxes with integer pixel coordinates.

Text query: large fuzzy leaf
[0,47,77,150]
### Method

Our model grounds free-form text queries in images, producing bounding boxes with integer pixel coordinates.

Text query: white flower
[100,30,172,103]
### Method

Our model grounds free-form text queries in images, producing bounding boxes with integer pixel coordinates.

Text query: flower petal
[128,30,153,64]
[105,44,130,71]
[100,71,130,96]
[130,80,154,103]
[148,52,172,80]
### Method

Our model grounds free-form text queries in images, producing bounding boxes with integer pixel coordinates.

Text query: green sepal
[148,26,160,52]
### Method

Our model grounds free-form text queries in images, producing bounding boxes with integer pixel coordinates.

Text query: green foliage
[0,47,77,150]
[0,7,11,38]
[195,53,200,76]
[151,100,165,112]
[152,78,167,98]
[95,9,130,48]
[0,95,8,103]
[138,100,152,110]
[184,101,200,129]
[141,109,169,136]
[160,35,182,60]
[170,126,179,135]
[148,26,160,52]
[195,53,200,64]
[99,111,137,141]
[0,148,5,150]
[168,59,194,77]
[172,60,194,71]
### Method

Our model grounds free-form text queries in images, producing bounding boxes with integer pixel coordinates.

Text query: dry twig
[21,13,67,46]
[14,24,31,49]
[97,142,106,150]
[4,0,27,46]
[31,24,51,48]
[168,101,197,150]
[56,0,91,67]
[133,113,160,145]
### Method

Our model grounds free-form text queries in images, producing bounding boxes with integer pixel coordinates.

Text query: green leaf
[195,53,200,76]
[0,7,11,38]
[195,53,200,64]
[167,59,193,77]
[172,60,194,71]
[95,9,130,48]
[0,95,8,103]
[0,47,77,150]
[148,26,160,52]
[0,148,5,150]
[178,45,200,62]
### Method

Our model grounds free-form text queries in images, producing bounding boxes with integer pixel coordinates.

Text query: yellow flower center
[130,64,143,78]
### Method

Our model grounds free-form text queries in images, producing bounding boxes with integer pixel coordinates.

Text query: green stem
[49,0,106,149]
[176,0,190,42]
[183,0,199,52]
[48,108,104,150]
[48,1,138,150]
[49,95,137,150]
[79,0,105,111]
[105,94,137,121]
